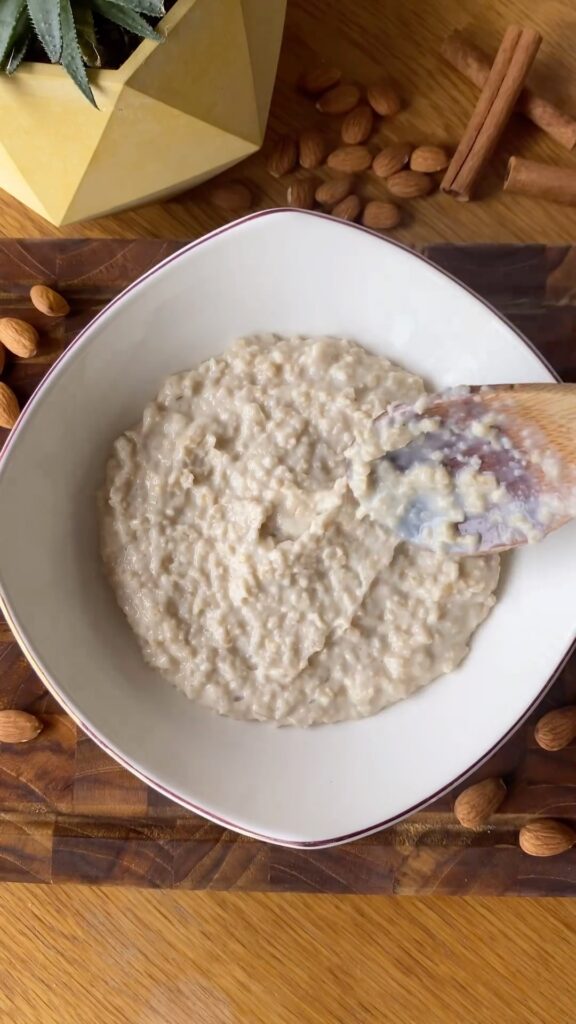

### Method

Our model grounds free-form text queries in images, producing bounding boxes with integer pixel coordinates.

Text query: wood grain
[0,238,576,893]
[2,0,576,245]
[0,886,574,1024]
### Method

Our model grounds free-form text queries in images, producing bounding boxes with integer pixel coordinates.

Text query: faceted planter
[0,0,286,225]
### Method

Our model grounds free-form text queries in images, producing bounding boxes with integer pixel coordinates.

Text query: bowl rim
[0,208,573,849]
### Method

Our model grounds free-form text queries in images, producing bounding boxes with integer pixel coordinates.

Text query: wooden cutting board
[0,238,575,895]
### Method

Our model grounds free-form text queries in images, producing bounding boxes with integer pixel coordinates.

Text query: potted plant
[0,0,286,225]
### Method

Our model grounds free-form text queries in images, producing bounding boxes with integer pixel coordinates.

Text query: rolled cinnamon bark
[441,25,542,201]
[504,156,576,204]
[442,30,576,151]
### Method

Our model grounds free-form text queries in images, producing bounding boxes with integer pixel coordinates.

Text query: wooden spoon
[356,383,576,554]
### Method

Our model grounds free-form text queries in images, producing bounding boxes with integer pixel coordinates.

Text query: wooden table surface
[2,0,576,1020]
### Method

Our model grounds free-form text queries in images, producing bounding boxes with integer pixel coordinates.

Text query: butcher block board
[0,238,575,895]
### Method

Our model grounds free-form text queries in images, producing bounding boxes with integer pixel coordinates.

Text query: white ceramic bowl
[0,210,574,847]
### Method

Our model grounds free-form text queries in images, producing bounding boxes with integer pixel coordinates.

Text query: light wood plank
[0,886,575,1024]
[1,0,576,243]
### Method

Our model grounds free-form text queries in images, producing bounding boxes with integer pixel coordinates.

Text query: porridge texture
[100,336,499,726]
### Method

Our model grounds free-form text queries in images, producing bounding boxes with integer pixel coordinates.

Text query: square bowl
[0,209,574,847]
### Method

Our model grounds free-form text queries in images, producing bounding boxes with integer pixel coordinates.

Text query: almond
[534,707,576,751]
[299,130,326,170]
[0,344,4,376]
[372,143,413,179]
[316,83,361,115]
[367,81,402,116]
[287,178,317,209]
[361,200,402,230]
[332,194,361,222]
[410,145,450,173]
[0,318,39,358]
[30,284,70,317]
[387,170,434,198]
[454,778,506,829]
[300,64,342,95]
[315,175,355,207]
[519,818,576,857]
[327,145,372,173]
[267,136,298,178]
[341,104,374,145]
[0,382,19,429]
[209,181,252,214]
[0,709,42,743]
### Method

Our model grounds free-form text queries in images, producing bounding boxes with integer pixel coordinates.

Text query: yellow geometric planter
[0,0,286,225]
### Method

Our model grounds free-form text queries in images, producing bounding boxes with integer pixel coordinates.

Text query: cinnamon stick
[442,30,576,151]
[504,156,576,204]
[441,26,542,201]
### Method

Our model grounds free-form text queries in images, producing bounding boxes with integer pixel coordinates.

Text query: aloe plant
[0,0,164,105]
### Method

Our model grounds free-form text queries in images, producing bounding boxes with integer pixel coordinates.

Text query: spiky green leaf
[26,0,62,62]
[5,25,31,73]
[113,0,165,17]
[74,0,101,66]
[59,0,96,105]
[0,0,26,64]
[92,0,163,41]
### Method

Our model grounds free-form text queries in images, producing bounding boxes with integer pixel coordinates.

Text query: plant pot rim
[8,0,196,87]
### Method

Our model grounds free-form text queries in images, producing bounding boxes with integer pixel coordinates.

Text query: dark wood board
[0,239,575,894]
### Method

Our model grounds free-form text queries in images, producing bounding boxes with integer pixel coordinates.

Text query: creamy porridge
[100,336,499,726]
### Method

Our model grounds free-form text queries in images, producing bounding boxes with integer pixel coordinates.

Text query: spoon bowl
[355,383,576,554]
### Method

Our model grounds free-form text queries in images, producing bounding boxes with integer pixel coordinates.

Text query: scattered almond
[0,344,4,376]
[287,178,317,209]
[30,284,70,317]
[299,130,326,170]
[372,142,413,179]
[332,194,361,222]
[454,778,506,829]
[0,709,42,743]
[519,818,576,857]
[0,382,19,429]
[315,175,355,207]
[387,169,434,198]
[341,104,374,145]
[0,317,39,358]
[362,200,402,230]
[327,145,372,173]
[316,83,362,115]
[366,81,402,116]
[301,64,342,95]
[209,181,252,214]
[410,145,450,173]
[534,707,576,751]
[267,136,298,178]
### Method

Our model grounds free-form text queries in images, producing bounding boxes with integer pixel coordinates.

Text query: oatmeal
[100,336,499,726]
